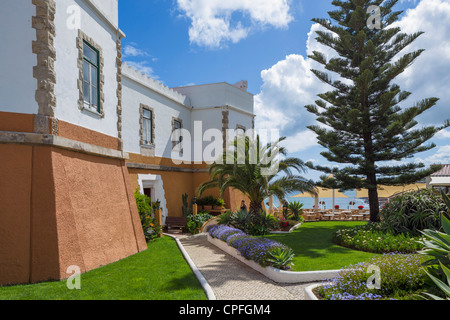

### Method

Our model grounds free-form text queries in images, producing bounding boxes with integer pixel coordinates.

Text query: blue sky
[119,0,450,181]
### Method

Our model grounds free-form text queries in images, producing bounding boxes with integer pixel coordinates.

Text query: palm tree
[197,135,316,215]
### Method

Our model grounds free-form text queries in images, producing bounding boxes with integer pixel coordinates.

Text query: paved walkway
[170,232,317,300]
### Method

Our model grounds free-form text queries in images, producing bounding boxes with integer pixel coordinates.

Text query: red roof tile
[431,164,450,177]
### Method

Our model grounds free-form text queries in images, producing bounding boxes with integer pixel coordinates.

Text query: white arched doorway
[137,174,168,224]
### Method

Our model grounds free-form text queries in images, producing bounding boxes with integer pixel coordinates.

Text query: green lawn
[0,236,207,300]
[266,221,378,272]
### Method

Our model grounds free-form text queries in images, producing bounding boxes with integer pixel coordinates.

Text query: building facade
[427,164,450,194]
[0,0,254,286]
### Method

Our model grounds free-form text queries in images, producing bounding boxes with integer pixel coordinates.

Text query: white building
[0,0,254,286]
[427,164,450,194]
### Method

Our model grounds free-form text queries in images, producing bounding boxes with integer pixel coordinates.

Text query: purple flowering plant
[317,253,428,300]
[207,225,294,269]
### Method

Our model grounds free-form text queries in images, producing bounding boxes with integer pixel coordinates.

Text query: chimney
[233,80,248,91]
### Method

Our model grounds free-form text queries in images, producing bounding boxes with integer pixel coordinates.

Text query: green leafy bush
[134,189,161,241]
[380,189,447,236]
[215,198,225,207]
[186,211,213,235]
[334,223,425,254]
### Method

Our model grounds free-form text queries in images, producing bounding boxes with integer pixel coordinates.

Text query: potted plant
[215,198,225,210]
[203,195,215,211]
[196,197,205,210]
[335,205,340,210]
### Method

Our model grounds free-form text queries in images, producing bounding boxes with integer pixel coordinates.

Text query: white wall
[54,0,120,138]
[173,83,254,114]
[0,1,38,115]
[122,76,192,160]
[89,0,119,26]
[191,108,223,163]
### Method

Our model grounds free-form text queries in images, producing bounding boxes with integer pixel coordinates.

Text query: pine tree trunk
[368,188,380,223]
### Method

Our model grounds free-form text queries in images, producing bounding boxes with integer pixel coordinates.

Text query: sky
[119,0,450,182]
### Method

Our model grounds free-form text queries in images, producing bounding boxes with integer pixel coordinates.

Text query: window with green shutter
[82,41,100,112]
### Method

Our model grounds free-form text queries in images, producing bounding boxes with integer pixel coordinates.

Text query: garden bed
[305,253,429,300]
[207,225,341,283]
[269,222,303,234]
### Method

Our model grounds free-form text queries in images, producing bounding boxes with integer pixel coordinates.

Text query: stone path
[173,233,317,300]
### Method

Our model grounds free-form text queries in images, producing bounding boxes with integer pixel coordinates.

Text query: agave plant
[266,247,295,270]
[418,190,450,300]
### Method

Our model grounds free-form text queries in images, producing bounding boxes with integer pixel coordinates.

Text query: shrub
[217,210,233,225]
[334,223,425,254]
[134,189,152,218]
[318,253,428,300]
[380,189,447,236]
[287,201,304,221]
[186,212,213,235]
[215,198,225,207]
[134,189,161,241]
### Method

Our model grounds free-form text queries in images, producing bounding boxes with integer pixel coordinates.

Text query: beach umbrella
[355,183,426,199]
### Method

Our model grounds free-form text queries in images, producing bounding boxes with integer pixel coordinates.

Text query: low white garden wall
[207,234,341,284]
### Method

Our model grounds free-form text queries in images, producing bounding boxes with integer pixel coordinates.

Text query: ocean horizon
[267,190,368,210]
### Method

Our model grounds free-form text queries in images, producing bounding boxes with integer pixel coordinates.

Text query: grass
[0,236,207,300]
[265,221,378,272]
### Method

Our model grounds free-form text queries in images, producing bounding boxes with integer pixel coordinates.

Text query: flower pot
[204,205,213,211]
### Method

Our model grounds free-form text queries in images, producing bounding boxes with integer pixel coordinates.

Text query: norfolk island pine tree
[304,0,450,222]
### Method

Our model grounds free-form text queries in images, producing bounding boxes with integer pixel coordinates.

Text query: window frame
[140,104,156,148]
[82,40,101,113]
[172,117,183,151]
[77,30,104,118]
[142,108,154,145]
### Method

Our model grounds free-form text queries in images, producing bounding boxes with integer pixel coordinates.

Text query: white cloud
[122,43,158,62]
[122,43,159,78]
[283,130,318,153]
[393,0,450,127]
[123,44,150,58]
[176,0,294,48]
[435,129,450,140]
[415,145,450,165]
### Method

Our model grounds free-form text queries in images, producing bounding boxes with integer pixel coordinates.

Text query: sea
[271,190,369,210]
